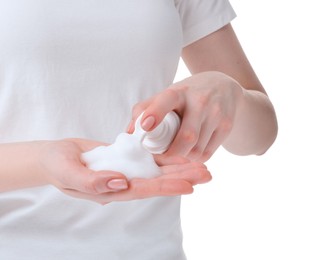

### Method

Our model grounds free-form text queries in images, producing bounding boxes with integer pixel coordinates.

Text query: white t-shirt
[0,1,235,259]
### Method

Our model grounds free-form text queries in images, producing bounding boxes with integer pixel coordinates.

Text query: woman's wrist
[0,141,51,192]
[223,87,278,155]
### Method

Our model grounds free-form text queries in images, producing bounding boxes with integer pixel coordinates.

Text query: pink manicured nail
[107,179,128,190]
[141,116,155,131]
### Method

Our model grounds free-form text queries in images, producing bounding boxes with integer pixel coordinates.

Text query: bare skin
[129,24,278,161]
[0,138,211,204]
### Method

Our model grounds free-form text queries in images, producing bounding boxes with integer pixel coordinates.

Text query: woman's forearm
[0,141,48,192]
[222,88,278,155]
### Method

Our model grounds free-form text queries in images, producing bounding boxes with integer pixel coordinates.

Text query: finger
[64,178,194,203]
[140,88,184,131]
[187,117,219,161]
[154,154,190,166]
[129,178,194,199]
[160,161,207,174]
[62,159,128,194]
[159,162,212,185]
[165,107,202,157]
[201,128,231,162]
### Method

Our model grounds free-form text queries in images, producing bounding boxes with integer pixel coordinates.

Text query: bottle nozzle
[133,111,180,154]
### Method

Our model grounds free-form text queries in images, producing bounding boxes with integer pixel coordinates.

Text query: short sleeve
[175,0,236,47]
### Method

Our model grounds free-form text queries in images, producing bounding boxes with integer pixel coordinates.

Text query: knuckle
[130,179,147,199]
[161,88,181,102]
[180,129,198,144]
[220,117,233,133]
[84,177,99,195]
[194,94,209,110]
[210,102,224,119]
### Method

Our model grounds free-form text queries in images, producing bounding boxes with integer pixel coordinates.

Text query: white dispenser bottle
[134,111,181,154]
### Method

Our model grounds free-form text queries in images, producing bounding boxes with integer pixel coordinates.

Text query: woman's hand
[128,71,243,162]
[37,138,129,197]
[38,138,211,204]
[61,154,211,205]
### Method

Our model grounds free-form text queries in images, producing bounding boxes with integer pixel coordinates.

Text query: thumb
[69,162,129,194]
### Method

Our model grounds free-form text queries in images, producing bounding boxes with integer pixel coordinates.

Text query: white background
[178,1,318,259]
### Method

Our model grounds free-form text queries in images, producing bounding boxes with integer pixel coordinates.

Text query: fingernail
[141,116,155,131]
[107,179,128,190]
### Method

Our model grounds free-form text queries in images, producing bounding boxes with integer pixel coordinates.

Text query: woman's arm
[0,139,128,193]
[0,141,48,192]
[0,139,211,204]
[181,23,278,155]
[130,23,278,160]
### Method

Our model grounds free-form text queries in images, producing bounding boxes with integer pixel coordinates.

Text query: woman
[0,0,277,259]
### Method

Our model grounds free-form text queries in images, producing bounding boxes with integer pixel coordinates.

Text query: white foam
[81,112,180,179]
[81,131,161,180]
